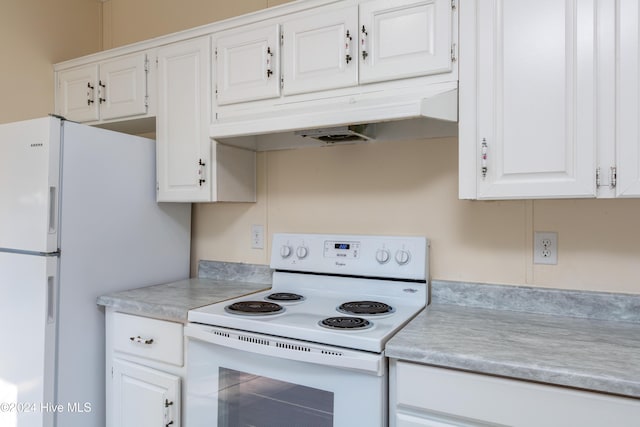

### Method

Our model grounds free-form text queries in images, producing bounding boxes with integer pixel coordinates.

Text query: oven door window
[218,368,333,427]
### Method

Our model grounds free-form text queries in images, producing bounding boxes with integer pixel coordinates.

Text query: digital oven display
[324,241,360,259]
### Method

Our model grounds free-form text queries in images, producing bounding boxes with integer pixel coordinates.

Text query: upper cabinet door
[57,64,99,122]
[99,53,149,121]
[156,37,211,202]
[617,0,640,197]
[282,6,358,96]
[359,0,453,84]
[463,0,597,199]
[215,24,281,105]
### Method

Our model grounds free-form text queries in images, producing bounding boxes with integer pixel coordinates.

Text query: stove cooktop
[188,233,429,353]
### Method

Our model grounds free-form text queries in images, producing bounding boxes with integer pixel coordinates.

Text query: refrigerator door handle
[48,186,57,234]
[47,276,56,324]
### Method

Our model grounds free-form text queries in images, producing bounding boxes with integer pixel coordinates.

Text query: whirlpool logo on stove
[335,261,347,267]
[30,143,44,148]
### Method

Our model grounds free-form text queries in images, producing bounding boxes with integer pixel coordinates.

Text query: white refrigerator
[0,116,191,427]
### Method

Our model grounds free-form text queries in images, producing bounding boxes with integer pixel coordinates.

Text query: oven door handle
[185,324,384,376]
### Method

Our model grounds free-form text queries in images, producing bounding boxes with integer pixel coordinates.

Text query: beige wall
[192,139,640,294]
[0,0,101,124]
[101,0,293,49]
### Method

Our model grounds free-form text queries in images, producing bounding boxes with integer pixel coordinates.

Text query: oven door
[185,323,387,427]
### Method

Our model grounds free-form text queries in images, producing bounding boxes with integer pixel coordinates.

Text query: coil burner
[225,301,284,316]
[265,292,305,302]
[319,316,372,330]
[337,301,394,316]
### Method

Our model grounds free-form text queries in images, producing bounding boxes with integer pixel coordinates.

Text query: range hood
[210,82,458,151]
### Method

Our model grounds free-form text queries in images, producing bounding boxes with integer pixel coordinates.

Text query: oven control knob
[395,249,411,265]
[375,249,390,264]
[296,246,308,259]
[280,245,293,259]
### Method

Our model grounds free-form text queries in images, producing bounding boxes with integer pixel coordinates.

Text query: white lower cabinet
[390,360,640,427]
[112,359,180,427]
[106,309,184,427]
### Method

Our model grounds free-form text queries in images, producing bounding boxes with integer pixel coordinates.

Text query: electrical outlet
[534,231,557,265]
[251,224,264,249]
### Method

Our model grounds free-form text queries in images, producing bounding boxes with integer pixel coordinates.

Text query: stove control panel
[271,233,428,280]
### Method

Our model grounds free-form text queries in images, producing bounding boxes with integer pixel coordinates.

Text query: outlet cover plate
[534,231,557,265]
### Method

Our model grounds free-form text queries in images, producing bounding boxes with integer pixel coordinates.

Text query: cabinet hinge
[596,166,617,189]
[280,76,284,89]
[451,43,457,62]
[144,57,150,73]
[451,0,456,9]
[145,94,149,108]
[214,48,218,58]
[280,33,284,47]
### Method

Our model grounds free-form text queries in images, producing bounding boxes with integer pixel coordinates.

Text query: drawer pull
[129,336,154,345]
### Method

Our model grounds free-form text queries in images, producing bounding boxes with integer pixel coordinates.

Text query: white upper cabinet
[617,0,640,197]
[282,5,359,96]
[459,0,597,199]
[157,36,256,203]
[156,37,212,202]
[359,0,453,84]
[57,53,150,123]
[99,54,149,121]
[57,64,100,122]
[215,24,281,105]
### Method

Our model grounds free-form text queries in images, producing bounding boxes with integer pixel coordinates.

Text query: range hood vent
[210,83,458,151]
[294,125,374,144]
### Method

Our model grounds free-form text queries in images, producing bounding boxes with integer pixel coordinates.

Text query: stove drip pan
[225,301,284,316]
[337,301,394,316]
[319,316,372,330]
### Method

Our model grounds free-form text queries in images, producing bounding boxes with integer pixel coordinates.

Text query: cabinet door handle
[87,82,95,105]
[481,138,488,179]
[129,336,154,345]
[266,46,274,78]
[361,25,369,61]
[98,80,106,104]
[345,30,353,64]
[198,158,206,186]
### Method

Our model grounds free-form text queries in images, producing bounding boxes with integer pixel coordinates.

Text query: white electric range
[185,233,429,427]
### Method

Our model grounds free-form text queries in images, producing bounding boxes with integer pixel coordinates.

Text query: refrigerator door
[0,252,58,427]
[55,121,191,427]
[0,117,61,253]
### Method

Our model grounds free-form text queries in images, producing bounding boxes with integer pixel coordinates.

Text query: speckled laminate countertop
[386,281,640,399]
[97,261,272,323]
[97,278,270,323]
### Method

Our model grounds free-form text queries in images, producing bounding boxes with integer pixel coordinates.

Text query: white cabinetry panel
[57,53,149,123]
[460,0,597,199]
[156,37,211,202]
[215,24,281,105]
[391,361,640,427]
[58,64,100,122]
[617,0,640,197]
[282,6,358,95]
[359,0,452,84]
[99,54,148,120]
[112,359,180,427]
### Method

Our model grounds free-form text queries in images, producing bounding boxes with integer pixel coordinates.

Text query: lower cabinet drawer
[112,312,183,366]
